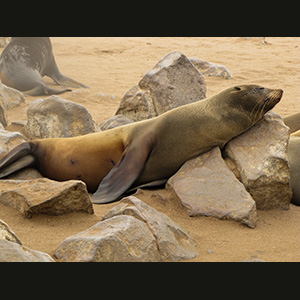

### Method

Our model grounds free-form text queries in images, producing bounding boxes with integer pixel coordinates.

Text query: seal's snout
[269,89,284,103]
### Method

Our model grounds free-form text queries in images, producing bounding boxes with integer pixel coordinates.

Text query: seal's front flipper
[92,136,153,204]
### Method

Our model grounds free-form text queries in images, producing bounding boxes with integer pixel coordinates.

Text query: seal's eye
[234,86,241,91]
[259,87,264,91]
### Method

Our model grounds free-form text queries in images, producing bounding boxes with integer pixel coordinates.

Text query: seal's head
[224,84,283,122]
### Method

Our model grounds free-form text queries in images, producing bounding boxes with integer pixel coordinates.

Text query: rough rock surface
[54,215,161,262]
[0,37,10,47]
[0,94,7,127]
[103,196,199,261]
[0,219,22,245]
[100,114,134,131]
[0,178,94,218]
[0,240,54,262]
[167,147,257,228]
[116,51,206,121]
[23,95,96,139]
[0,80,25,110]
[224,112,292,210]
[0,129,25,159]
[189,57,233,79]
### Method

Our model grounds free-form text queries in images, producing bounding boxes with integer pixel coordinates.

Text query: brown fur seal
[284,113,300,206]
[0,85,283,203]
[0,37,88,96]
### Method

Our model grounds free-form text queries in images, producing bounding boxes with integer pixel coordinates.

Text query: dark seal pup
[0,85,283,204]
[0,37,88,96]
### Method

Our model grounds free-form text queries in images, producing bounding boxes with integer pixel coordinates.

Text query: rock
[0,94,7,127]
[5,168,44,181]
[0,80,25,110]
[189,57,233,79]
[0,240,54,262]
[100,114,134,131]
[103,196,199,261]
[167,147,257,228]
[0,37,10,48]
[0,129,25,159]
[0,178,94,218]
[116,51,206,121]
[0,219,22,245]
[23,95,96,139]
[54,215,161,262]
[224,111,292,210]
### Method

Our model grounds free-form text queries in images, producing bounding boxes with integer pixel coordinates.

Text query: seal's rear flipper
[92,136,153,204]
[0,142,35,178]
[50,73,89,89]
[0,155,35,178]
[25,84,72,96]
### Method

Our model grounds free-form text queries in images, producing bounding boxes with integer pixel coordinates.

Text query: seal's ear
[92,134,154,204]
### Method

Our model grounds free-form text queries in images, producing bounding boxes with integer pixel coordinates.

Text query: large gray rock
[103,196,199,261]
[167,147,257,228]
[54,215,161,262]
[23,95,96,139]
[224,112,292,210]
[0,178,94,218]
[116,51,206,121]
[0,240,54,262]
[0,219,22,245]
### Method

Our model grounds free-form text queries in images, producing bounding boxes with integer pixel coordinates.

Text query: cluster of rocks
[54,196,198,262]
[0,196,198,262]
[0,50,293,261]
[167,111,291,228]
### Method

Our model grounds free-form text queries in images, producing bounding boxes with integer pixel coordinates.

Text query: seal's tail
[0,142,35,178]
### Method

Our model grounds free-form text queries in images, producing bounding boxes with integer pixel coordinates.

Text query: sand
[0,37,299,262]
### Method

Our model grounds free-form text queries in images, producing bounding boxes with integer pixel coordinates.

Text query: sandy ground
[0,37,299,262]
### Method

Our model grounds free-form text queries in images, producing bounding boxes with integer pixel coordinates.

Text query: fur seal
[0,37,88,96]
[284,113,300,206]
[0,85,283,204]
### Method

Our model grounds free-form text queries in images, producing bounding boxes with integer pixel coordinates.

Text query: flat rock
[23,95,96,139]
[54,215,161,262]
[167,147,257,228]
[0,178,94,218]
[103,196,199,261]
[116,51,206,121]
[0,240,54,262]
[224,112,292,210]
[0,219,22,245]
